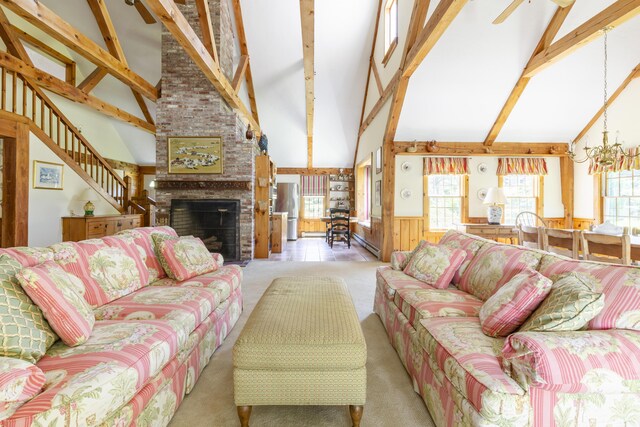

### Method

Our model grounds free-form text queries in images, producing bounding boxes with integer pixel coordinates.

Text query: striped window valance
[424,157,470,175]
[300,175,327,196]
[497,158,548,176]
[588,147,640,175]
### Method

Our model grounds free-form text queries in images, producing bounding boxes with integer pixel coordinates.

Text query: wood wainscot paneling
[354,217,382,250]
[573,218,595,230]
[298,218,326,237]
[545,218,566,229]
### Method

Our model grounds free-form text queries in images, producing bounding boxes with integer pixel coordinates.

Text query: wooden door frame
[0,116,30,247]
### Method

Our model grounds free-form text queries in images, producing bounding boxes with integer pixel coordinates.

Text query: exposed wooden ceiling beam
[573,62,640,143]
[278,167,353,175]
[524,0,640,77]
[145,0,259,132]
[0,52,155,133]
[9,24,73,66]
[371,60,383,96]
[300,0,314,168]
[359,69,400,136]
[78,67,109,92]
[0,0,158,101]
[403,0,468,78]
[393,141,569,156]
[86,0,154,126]
[352,0,383,168]
[232,54,248,93]
[195,0,218,64]
[231,0,259,125]
[484,5,573,146]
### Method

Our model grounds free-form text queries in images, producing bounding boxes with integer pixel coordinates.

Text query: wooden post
[559,156,574,229]
[123,175,131,212]
[2,120,29,247]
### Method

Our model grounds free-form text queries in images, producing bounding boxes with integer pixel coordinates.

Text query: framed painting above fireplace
[168,136,223,174]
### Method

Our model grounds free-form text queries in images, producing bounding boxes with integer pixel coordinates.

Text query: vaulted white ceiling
[396,0,640,144]
[2,1,639,167]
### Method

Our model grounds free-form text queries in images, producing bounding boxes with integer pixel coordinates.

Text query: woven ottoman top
[233,276,366,371]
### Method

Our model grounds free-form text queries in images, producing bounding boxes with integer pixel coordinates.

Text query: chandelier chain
[603,27,609,133]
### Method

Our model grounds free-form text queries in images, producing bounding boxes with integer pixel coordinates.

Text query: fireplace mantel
[155,180,252,191]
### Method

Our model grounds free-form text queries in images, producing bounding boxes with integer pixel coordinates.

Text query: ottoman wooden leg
[237,405,252,427]
[349,405,363,427]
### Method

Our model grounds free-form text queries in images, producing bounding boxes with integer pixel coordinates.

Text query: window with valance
[497,158,547,225]
[300,175,327,218]
[423,157,468,230]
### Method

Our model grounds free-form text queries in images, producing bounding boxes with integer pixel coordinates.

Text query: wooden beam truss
[300,0,314,168]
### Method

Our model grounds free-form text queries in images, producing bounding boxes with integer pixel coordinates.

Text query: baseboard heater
[353,233,380,258]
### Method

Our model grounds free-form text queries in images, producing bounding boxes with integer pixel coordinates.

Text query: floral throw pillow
[0,357,45,420]
[519,273,605,332]
[16,261,95,347]
[479,268,552,338]
[403,241,466,289]
[0,255,58,363]
[152,235,217,281]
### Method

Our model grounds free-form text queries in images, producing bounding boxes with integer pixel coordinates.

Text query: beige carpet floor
[169,261,435,427]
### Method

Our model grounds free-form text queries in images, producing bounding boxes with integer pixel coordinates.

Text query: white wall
[28,132,120,247]
[573,78,640,219]
[393,155,565,220]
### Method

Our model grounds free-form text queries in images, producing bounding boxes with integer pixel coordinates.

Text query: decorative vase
[84,201,95,217]
[487,205,502,225]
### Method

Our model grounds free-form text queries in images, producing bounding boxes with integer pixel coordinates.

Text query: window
[384,0,398,60]
[502,175,538,225]
[303,196,324,219]
[428,175,463,229]
[356,157,373,225]
[604,170,640,228]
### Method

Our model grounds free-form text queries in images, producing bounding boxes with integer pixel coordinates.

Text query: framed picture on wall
[375,147,382,174]
[33,161,64,190]
[375,180,381,206]
[168,136,223,174]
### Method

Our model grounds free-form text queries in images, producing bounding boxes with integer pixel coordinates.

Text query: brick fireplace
[155,0,257,261]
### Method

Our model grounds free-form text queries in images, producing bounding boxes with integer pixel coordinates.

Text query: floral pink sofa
[374,230,640,427]
[1,226,242,426]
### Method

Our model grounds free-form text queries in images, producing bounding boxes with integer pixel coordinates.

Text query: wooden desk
[455,223,518,242]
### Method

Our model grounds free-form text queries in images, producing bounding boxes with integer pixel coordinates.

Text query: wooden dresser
[455,223,518,242]
[62,214,143,242]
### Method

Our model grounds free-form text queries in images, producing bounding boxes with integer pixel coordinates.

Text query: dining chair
[540,228,580,259]
[581,227,631,265]
[514,211,548,228]
[328,208,351,249]
[517,224,542,249]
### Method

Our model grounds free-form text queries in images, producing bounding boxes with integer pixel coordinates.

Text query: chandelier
[568,27,638,170]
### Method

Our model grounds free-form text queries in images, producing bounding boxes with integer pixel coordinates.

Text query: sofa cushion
[394,287,483,327]
[479,269,552,338]
[520,272,605,332]
[458,244,544,301]
[116,226,178,282]
[0,255,58,363]
[150,264,242,305]
[538,254,640,331]
[94,286,222,348]
[403,241,466,289]
[0,357,45,421]
[152,235,217,281]
[390,251,412,271]
[51,238,149,308]
[438,230,494,285]
[418,317,526,418]
[376,266,430,300]
[0,248,54,268]
[502,330,640,392]
[8,320,179,426]
[17,262,95,347]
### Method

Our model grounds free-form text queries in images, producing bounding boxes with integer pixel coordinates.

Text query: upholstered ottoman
[233,276,367,426]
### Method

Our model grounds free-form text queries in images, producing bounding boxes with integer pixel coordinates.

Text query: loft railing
[0,67,127,210]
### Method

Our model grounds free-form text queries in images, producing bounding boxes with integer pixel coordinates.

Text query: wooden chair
[328,208,351,249]
[581,228,631,265]
[540,228,580,259]
[515,211,548,228]
[517,225,542,249]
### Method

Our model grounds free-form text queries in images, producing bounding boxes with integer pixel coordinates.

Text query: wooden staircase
[0,66,128,212]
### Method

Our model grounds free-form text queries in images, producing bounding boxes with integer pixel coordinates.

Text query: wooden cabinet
[328,172,354,211]
[62,214,143,242]
[254,155,276,258]
[271,212,288,253]
[455,223,517,242]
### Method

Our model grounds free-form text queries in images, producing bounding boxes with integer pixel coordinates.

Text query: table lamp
[483,187,506,225]
[80,188,98,216]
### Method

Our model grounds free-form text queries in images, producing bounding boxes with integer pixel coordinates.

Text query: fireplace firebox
[170,199,241,262]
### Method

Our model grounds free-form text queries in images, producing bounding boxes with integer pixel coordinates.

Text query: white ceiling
[3,0,639,167]
[396,0,640,144]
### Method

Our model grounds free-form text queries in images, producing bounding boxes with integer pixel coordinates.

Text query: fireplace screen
[170,199,241,262]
